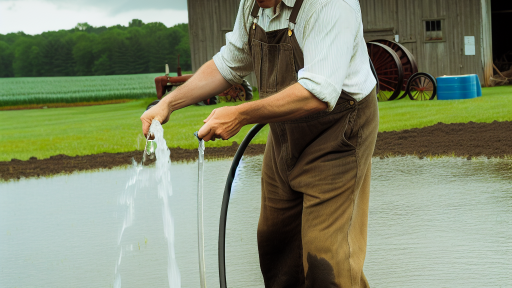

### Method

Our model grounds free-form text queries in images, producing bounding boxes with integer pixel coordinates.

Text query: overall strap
[251,1,260,18]
[289,0,305,25]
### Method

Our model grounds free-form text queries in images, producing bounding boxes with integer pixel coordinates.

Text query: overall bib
[249,1,379,287]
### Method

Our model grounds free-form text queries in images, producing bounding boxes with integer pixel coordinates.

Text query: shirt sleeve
[212,0,253,85]
[298,1,359,111]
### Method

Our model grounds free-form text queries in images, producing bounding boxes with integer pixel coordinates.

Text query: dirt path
[1,121,511,181]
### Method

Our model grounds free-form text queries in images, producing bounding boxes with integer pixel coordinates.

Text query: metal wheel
[219,80,253,102]
[406,72,437,100]
[367,42,404,101]
[228,85,246,102]
[372,39,418,98]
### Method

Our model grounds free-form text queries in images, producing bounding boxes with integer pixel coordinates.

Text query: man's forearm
[196,82,328,141]
[236,82,328,125]
[163,60,232,111]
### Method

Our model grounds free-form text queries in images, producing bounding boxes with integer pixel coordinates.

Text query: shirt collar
[281,0,296,8]
[263,0,296,18]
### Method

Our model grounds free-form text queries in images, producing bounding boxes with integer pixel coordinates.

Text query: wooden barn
[186,0,512,87]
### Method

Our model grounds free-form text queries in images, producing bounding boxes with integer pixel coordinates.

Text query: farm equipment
[154,56,252,105]
[494,50,512,73]
[367,40,437,101]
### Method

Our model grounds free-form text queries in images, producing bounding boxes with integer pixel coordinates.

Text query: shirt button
[350,101,355,105]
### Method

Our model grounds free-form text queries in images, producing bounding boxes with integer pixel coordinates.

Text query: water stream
[114,120,180,288]
[197,137,206,288]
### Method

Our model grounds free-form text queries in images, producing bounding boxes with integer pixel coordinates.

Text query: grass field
[378,86,512,131]
[0,73,188,107]
[0,86,511,161]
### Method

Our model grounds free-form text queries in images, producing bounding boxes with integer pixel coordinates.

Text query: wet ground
[1,121,512,181]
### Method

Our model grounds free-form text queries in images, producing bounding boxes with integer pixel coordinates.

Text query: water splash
[114,120,181,288]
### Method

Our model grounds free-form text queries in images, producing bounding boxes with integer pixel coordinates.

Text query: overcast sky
[0,0,188,35]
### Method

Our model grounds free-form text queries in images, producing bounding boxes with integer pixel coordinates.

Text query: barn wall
[188,0,258,86]
[361,0,491,86]
[188,0,240,72]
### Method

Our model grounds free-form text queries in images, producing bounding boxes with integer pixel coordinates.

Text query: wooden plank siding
[361,0,493,86]
[187,0,241,72]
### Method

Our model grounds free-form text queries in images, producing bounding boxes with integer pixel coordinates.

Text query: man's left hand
[198,106,246,141]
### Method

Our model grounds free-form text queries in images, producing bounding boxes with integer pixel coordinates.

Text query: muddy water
[0,156,511,287]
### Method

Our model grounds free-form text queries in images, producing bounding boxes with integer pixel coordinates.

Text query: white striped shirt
[213,0,376,111]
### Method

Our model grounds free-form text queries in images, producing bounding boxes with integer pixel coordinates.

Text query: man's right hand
[140,100,172,138]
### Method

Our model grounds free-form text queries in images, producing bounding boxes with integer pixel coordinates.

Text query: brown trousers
[257,89,378,288]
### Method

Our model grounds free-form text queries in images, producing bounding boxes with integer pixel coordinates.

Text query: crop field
[0,73,184,107]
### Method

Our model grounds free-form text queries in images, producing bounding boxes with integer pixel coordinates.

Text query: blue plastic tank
[436,74,482,100]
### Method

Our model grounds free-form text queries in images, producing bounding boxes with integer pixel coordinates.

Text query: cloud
[41,0,188,14]
[0,0,188,13]
[0,0,188,35]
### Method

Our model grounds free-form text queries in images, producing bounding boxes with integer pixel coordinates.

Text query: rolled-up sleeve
[212,0,253,85]
[298,1,358,111]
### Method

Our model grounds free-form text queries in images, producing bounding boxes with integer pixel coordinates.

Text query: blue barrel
[436,74,481,100]
[471,74,482,97]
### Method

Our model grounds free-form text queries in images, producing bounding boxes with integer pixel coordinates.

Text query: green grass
[0,97,269,161]
[378,86,512,132]
[0,73,188,107]
[0,86,510,161]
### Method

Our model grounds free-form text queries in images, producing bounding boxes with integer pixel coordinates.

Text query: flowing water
[115,120,180,288]
[196,137,206,288]
[0,156,511,287]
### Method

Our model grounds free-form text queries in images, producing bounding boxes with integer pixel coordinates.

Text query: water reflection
[0,156,511,287]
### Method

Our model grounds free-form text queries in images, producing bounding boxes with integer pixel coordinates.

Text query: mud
[1,121,511,181]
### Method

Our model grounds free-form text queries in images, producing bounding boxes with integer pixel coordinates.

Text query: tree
[53,37,76,76]
[176,32,191,71]
[92,54,111,75]
[13,38,36,77]
[127,28,149,74]
[0,22,191,77]
[29,46,43,76]
[73,33,97,76]
[129,19,144,28]
[0,41,14,77]
[75,22,93,32]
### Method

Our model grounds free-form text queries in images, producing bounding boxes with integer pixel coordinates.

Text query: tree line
[0,19,191,78]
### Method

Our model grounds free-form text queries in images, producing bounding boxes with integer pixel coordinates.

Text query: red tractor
[154,56,252,105]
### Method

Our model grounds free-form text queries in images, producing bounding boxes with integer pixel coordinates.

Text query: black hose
[146,99,160,111]
[218,123,266,288]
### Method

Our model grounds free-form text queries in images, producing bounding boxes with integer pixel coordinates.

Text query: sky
[0,0,188,35]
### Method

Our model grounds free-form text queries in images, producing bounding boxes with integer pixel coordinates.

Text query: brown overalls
[249,1,379,287]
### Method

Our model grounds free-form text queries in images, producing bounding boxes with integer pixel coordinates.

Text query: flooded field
[1,156,511,287]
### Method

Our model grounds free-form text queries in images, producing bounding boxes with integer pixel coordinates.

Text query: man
[141,0,378,286]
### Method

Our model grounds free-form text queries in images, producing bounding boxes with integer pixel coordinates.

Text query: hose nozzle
[194,131,202,142]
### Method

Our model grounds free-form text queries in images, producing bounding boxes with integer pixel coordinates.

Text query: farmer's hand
[198,106,246,141]
[140,100,172,138]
